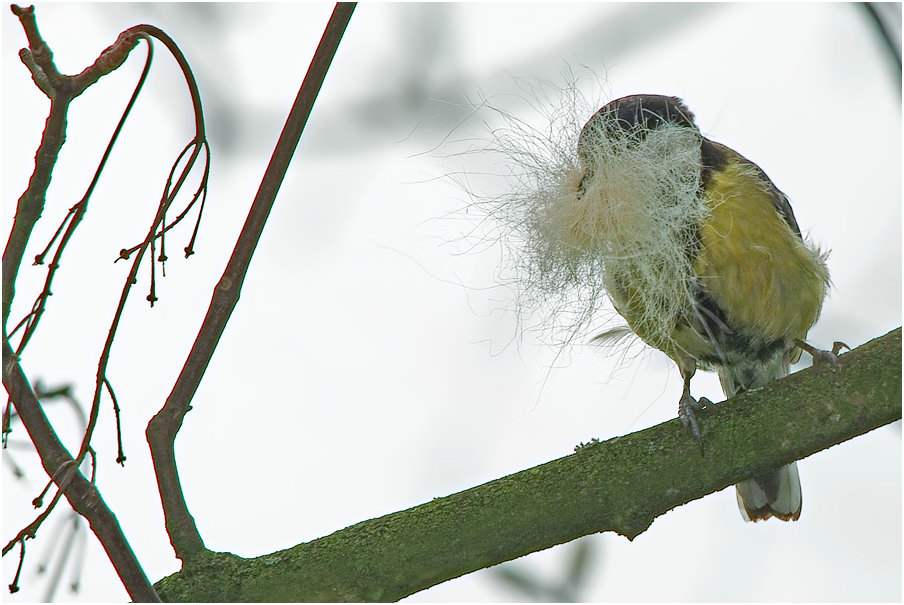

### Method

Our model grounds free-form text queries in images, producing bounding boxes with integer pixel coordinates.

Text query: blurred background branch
[860,2,901,89]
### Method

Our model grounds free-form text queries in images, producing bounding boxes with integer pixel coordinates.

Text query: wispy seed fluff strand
[466,93,711,350]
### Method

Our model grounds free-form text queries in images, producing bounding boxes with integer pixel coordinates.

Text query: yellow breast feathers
[694,157,830,346]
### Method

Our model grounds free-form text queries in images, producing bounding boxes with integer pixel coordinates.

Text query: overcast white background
[2,3,901,602]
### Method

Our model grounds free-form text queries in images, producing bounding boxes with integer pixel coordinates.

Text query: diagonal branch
[2,340,161,602]
[146,2,356,563]
[154,328,901,602]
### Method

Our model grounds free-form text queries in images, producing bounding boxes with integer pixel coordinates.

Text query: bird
[565,94,833,521]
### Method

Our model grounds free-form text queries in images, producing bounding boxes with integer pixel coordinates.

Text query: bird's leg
[795,339,850,371]
[677,365,712,451]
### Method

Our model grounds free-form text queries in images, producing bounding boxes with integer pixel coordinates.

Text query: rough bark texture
[154,328,901,602]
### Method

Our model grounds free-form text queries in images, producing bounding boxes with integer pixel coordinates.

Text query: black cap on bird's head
[576,94,702,188]
[602,94,697,132]
[578,95,699,162]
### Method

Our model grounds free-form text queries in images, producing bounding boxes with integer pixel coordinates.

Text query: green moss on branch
[156,328,901,602]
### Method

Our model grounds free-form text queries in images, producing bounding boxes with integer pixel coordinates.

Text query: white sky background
[2,2,901,602]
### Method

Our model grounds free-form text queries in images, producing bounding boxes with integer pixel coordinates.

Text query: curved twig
[63,23,210,485]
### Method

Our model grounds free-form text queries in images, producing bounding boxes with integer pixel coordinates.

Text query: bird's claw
[679,393,711,452]
[796,339,850,371]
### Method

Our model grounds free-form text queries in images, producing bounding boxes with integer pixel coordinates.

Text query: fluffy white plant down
[469,96,711,351]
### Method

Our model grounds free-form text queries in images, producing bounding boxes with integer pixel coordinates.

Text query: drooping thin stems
[12,36,154,355]
[2,5,141,331]
[146,2,356,563]
[3,342,161,602]
[2,6,195,601]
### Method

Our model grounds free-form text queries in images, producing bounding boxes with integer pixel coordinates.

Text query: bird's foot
[678,393,712,452]
[796,340,850,371]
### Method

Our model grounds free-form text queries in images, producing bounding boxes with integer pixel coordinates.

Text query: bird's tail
[718,349,802,522]
[735,463,802,521]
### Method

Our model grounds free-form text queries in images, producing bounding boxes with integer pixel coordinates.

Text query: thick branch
[2,340,161,602]
[154,328,901,602]
[146,2,356,563]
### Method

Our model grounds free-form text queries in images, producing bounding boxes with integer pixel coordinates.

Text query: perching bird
[568,94,832,521]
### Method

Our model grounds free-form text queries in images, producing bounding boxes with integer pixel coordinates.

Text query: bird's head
[577,94,698,167]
